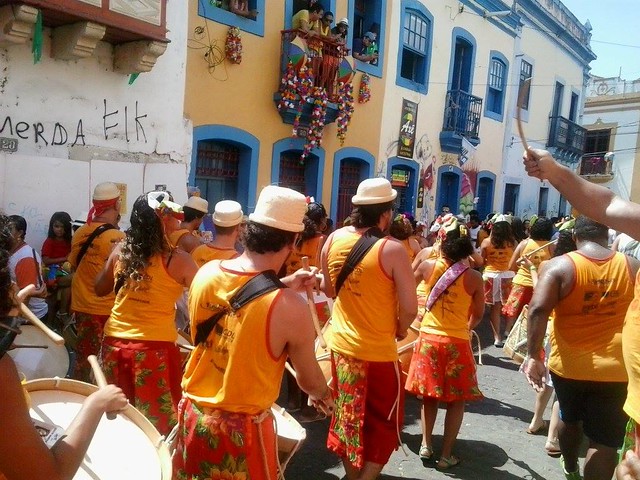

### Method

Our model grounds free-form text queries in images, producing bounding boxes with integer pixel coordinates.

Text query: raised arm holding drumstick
[0,215,127,480]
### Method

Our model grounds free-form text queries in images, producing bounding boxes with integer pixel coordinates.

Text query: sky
[560,0,640,79]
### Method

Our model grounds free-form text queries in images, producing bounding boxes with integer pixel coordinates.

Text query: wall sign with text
[397,99,418,159]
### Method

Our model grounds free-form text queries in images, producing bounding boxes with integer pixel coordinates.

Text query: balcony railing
[578,153,614,181]
[442,90,483,140]
[280,29,351,99]
[547,115,587,156]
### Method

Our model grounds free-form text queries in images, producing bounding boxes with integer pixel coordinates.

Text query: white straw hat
[213,200,243,227]
[352,178,397,205]
[493,214,512,224]
[92,182,120,201]
[338,17,349,26]
[184,196,209,214]
[249,186,306,232]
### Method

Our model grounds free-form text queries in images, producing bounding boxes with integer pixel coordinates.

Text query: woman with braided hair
[408,216,484,470]
[95,192,198,435]
[0,214,127,480]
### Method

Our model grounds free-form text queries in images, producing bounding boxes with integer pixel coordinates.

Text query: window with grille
[585,129,611,154]
[195,140,239,206]
[486,57,506,116]
[519,60,533,110]
[337,160,362,225]
[279,153,306,194]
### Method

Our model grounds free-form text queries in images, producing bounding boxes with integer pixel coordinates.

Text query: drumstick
[284,361,297,379]
[523,239,558,258]
[19,303,64,346]
[301,256,327,349]
[516,77,532,153]
[87,355,117,420]
[11,344,49,349]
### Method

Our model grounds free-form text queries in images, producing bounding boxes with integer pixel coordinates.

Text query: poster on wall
[397,99,418,159]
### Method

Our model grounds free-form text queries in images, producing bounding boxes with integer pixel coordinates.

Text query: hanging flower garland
[300,86,328,163]
[292,63,313,135]
[225,27,242,64]
[278,61,298,112]
[336,81,355,145]
[358,73,371,103]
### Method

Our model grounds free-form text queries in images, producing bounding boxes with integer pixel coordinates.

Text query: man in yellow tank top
[168,196,208,253]
[321,178,417,480]
[525,216,640,480]
[173,186,334,480]
[68,182,124,381]
[190,200,242,268]
[523,148,640,478]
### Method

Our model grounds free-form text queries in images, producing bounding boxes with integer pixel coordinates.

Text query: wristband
[529,266,537,271]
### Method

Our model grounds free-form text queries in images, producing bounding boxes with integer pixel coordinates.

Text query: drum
[25,378,172,479]
[8,325,73,380]
[397,320,422,379]
[504,305,529,364]
[272,403,306,473]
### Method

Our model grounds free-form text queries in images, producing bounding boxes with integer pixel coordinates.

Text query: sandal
[436,455,460,470]
[545,440,561,457]
[527,420,548,435]
[419,444,433,460]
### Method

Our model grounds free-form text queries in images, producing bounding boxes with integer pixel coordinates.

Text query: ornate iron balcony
[578,153,614,183]
[547,115,587,157]
[442,89,483,140]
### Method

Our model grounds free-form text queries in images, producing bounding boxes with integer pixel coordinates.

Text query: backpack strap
[76,224,116,266]
[425,261,469,311]
[194,270,286,345]
[334,227,385,296]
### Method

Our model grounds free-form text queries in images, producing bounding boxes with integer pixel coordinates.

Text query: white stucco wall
[0,0,191,250]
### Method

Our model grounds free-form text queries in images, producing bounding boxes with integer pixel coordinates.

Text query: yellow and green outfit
[173,261,286,480]
[101,252,184,435]
[326,230,404,468]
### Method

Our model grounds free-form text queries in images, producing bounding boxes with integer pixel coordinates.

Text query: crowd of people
[2,149,640,479]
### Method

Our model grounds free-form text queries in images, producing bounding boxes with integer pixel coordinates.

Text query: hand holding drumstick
[301,256,327,349]
[87,355,125,420]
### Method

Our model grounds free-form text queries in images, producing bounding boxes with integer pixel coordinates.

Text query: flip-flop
[527,420,548,435]
[545,440,561,457]
[436,455,460,470]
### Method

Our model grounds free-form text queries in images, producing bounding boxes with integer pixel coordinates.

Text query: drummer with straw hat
[174,185,334,480]
[190,200,243,268]
[169,196,209,254]
[68,182,124,382]
[321,177,417,480]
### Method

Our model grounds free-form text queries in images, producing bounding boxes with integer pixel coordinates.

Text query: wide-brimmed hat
[352,178,397,206]
[248,186,306,232]
[92,182,120,201]
[184,196,209,214]
[337,17,349,26]
[213,200,243,227]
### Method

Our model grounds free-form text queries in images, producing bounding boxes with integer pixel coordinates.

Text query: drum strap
[334,227,385,296]
[425,261,469,311]
[76,223,116,266]
[194,270,286,345]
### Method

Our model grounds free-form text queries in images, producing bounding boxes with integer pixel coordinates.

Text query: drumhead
[9,325,71,380]
[25,378,171,479]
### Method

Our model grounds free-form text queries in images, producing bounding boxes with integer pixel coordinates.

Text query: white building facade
[0,0,191,250]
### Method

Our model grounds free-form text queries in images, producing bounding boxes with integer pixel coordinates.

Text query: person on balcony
[292,3,324,35]
[353,32,378,65]
[331,17,349,43]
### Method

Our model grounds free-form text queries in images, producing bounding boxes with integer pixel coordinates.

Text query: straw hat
[213,200,243,227]
[352,178,397,206]
[184,196,209,214]
[493,214,512,224]
[248,186,306,232]
[92,182,120,201]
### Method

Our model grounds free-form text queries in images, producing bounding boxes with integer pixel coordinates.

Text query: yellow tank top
[104,253,183,342]
[285,234,324,276]
[550,251,632,381]
[327,231,398,361]
[69,223,124,315]
[168,229,190,248]
[402,239,416,261]
[421,259,472,340]
[512,239,553,287]
[182,261,286,413]
[483,242,514,273]
[623,269,640,422]
[191,243,238,268]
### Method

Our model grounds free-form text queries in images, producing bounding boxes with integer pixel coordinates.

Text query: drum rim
[24,378,172,479]
[8,325,72,378]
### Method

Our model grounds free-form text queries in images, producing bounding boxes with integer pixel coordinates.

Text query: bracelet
[529,266,537,271]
